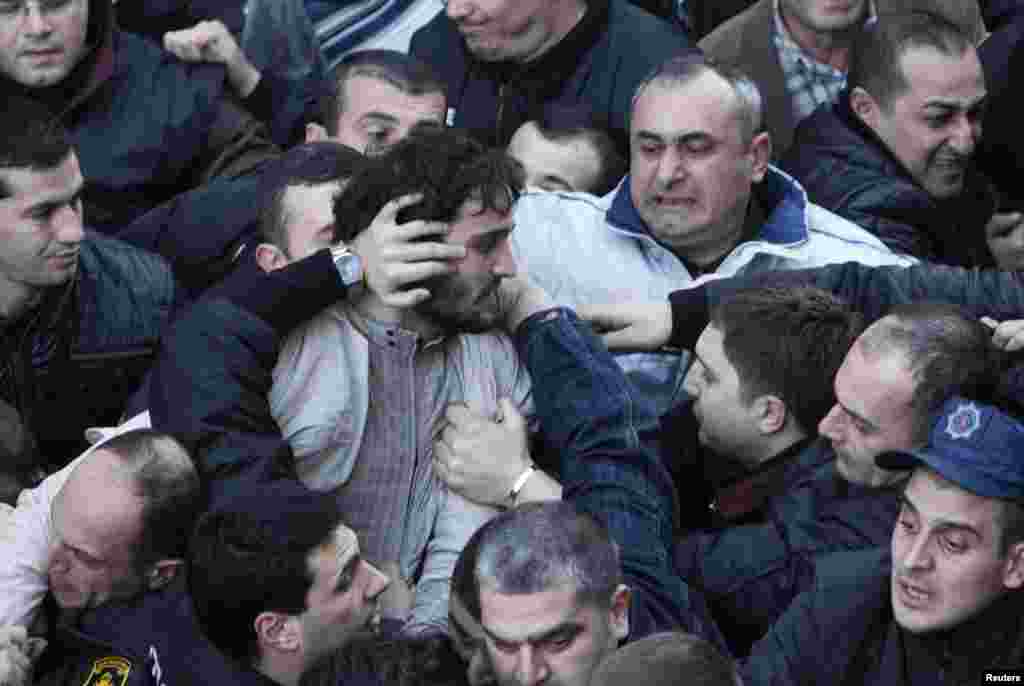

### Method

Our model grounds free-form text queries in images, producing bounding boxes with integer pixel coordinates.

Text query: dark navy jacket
[743,548,1024,685]
[671,259,1024,329]
[781,95,997,267]
[0,0,277,233]
[410,0,695,150]
[675,443,901,655]
[148,252,347,499]
[34,579,275,686]
[513,308,728,652]
[0,234,180,480]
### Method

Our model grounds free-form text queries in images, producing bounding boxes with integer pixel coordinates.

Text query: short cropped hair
[711,287,864,436]
[531,104,626,195]
[100,430,200,571]
[258,141,365,253]
[0,97,74,199]
[188,486,343,664]
[319,50,446,137]
[300,636,469,686]
[332,125,524,243]
[859,303,1004,444]
[590,632,742,686]
[999,500,1024,557]
[631,54,764,144]
[848,11,975,110]
[471,501,622,610]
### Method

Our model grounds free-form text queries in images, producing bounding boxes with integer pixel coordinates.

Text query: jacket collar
[902,588,1024,679]
[476,0,609,93]
[711,436,818,522]
[606,164,812,248]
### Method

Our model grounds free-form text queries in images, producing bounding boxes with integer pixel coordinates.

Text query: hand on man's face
[351,193,465,308]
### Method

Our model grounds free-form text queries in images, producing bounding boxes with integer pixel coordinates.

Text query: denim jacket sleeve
[512,308,728,652]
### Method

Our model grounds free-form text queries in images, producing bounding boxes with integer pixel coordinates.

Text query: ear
[1002,541,1024,590]
[305,122,328,143]
[254,612,302,656]
[254,243,289,273]
[748,131,772,183]
[753,395,788,435]
[145,559,184,591]
[849,87,880,130]
[608,584,631,643]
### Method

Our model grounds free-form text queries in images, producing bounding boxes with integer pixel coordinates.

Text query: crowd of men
[2,0,1024,684]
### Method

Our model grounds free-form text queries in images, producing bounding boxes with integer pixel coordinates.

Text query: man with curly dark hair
[255,126,535,635]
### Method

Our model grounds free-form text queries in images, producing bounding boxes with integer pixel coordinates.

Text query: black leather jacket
[782,95,997,268]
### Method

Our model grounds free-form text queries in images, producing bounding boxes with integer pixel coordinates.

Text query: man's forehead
[905,468,999,533]
[631,73,741,140]
[0,154,83,203]
[343,75,446,120]
[312,523,360,578]
[898,45,985,101]
[836,340,914,416]
[479,584,586,640]
[450,195,515,238]
[284,180,341,212]
[693,325,726,365]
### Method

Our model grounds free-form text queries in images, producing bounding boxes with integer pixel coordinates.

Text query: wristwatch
[330,243,365,288]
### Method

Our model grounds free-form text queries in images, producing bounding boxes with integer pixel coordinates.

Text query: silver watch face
[337,252,363,286]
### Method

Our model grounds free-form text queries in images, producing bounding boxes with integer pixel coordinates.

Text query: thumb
[498,397,525,430]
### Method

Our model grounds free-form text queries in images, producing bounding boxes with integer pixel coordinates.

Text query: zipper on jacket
[496,82,506,145]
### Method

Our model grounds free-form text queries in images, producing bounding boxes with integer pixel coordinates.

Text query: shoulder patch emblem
[945,402,982,440]
[82,656,132,686]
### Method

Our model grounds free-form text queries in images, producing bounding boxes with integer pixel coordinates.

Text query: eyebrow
[836,399,878,431]
[483,620,582,646]
[465,224,514,245]
[691,351,716,379]
[358,112,401,126]
[899,494,984,539]
[634,130,712,147]
[539,175,572,191]
[921,95,987,111]
[23,183,84,216]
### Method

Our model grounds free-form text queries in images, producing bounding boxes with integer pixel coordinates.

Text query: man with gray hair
[511,53,911,411]
[0,427,246,685]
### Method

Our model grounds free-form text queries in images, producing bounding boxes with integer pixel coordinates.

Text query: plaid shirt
[773,0,851,122]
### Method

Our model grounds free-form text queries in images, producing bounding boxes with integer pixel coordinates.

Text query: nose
[655,147,685,189]
[515,644,549,686]
[900,531,934,572]
[24,3,53,35]
[682,369,700,401]
[949,113,979,156]
[491,240,516,278]
[54,203,85,245]
[818,404,844,443]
